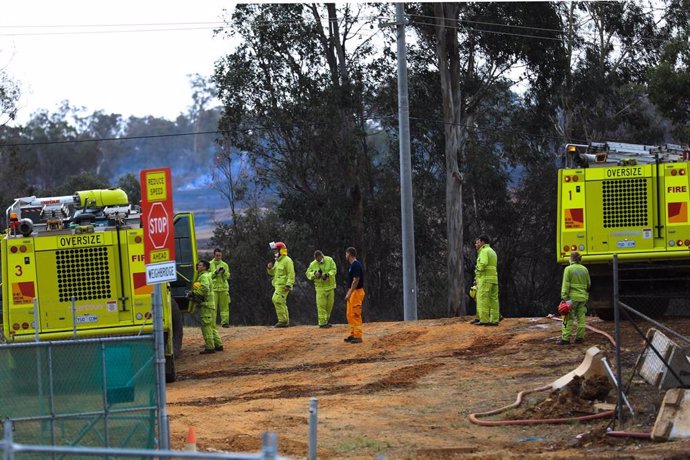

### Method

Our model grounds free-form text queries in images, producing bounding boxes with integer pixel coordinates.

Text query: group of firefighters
[189,242,366,354]
[188,234,590,354]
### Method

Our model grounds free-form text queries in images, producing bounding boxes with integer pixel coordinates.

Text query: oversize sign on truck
[140,168,176,284]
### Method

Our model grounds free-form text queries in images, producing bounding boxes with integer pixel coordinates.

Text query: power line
[0,115,589,150]
[0,130,224,147]
[0,26,222,37]
[0,21,225,29]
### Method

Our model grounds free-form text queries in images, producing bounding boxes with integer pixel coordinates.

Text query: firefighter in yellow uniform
[473,235,500,326]
[266,241,295,327]
[559,251,590,345]
[210,248,231,327]
[306,250,337,327]
[194,260,223,354]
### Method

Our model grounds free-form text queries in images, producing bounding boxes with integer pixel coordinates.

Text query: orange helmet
[269,241,286,250]
[558,300,572,316]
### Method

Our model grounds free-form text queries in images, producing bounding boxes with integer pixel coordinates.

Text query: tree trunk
[435,4,467,317]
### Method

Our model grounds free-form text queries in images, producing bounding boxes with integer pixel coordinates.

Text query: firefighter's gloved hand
[315,270,322,279]
[322,273,329,279]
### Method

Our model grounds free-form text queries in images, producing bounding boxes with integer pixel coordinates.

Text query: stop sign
[146,201,170,249]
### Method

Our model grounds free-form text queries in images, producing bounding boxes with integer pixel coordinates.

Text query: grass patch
[336,437,391,453]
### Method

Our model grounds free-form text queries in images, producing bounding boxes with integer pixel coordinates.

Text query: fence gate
[0,335,158,459]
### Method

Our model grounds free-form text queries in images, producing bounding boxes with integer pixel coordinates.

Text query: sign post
[140,167,175,450]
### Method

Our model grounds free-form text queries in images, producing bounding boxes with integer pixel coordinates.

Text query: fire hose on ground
[468,315,620,426]
[468,384,615,426]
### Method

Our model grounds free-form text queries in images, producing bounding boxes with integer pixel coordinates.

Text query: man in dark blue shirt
[344,247,365,343]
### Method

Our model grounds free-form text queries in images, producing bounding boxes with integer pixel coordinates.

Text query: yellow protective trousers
[347,288,365,338]
[214,290,230,325]
[200,305,222,350]
[316,289,334,326]
[477,280,500,324]
[562,301,587,341]
[272,289,290,324]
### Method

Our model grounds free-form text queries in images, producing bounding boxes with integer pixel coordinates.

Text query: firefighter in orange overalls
[344,247,365,343]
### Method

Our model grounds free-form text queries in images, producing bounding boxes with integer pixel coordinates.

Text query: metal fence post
[612,254,624,423]
[261,432,277,460]
[3,419,14,460]
[153,284,170,450]
[308,397,317,460]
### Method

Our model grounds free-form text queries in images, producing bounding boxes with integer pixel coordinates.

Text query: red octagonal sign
[146,201,170,249]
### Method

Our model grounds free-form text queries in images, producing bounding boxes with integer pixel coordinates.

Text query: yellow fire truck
[0,188,198,381]
[557,141,690,319]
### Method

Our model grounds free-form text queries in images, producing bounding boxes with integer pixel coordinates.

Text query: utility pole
[396,3,418,321]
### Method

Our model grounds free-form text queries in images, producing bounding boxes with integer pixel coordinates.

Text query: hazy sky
[0,0,233,125]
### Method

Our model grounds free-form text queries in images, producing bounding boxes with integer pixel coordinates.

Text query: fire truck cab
[557,141,690,319]
[0,188,198,382]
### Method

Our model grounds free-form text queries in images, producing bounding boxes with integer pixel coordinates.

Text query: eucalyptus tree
[213,4,403,314]
[0,67,19,126]
[407,2,565,316]
[555,1,668,143]
[648,0,690,142]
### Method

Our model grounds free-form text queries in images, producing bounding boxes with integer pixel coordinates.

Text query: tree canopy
[1,2,687,326]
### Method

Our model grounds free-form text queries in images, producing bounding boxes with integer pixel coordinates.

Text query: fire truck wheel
[172,299,183,358]
[165,354,176,383]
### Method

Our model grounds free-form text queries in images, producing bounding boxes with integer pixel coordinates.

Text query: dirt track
[167,317,690,459]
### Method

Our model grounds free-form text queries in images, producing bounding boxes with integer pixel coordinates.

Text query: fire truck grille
[56,247,112,302]
[602,178,649,228]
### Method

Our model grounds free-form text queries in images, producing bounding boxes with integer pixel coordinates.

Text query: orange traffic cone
[184,426,197,451]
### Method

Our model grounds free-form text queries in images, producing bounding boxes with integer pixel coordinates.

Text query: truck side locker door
[171,213,198,307]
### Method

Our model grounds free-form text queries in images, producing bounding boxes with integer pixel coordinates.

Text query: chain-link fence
[0,335,157,458]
